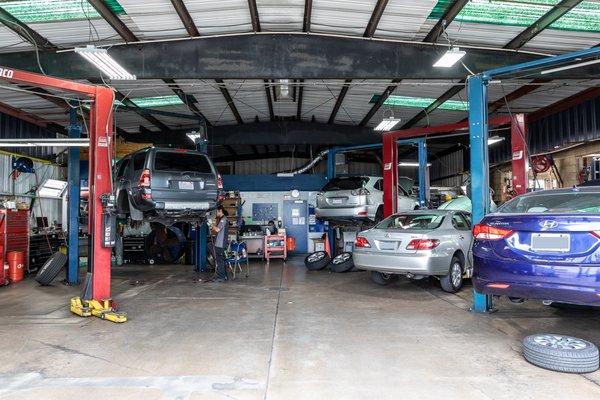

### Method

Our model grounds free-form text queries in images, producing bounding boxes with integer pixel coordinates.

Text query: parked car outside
[353,210,473,293]
[315,176,418,223]
[114,147,222,224]
[472,187,600,306]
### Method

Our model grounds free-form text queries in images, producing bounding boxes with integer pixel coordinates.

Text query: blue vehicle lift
[325,140,429,254]
[468,46,600,313]
[67,103,81,284]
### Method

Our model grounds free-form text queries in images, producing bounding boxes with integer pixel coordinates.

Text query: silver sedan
[352,210,473,293]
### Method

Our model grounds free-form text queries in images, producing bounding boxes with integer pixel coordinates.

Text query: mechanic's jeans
[214,247,228,280]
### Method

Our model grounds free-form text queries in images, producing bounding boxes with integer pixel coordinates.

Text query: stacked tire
[523,334,599,373]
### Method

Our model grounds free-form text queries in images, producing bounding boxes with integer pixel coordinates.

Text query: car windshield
[154,151,212,173]
[499,191,600,214]
[321,177,367,191]
[376,214,445,230]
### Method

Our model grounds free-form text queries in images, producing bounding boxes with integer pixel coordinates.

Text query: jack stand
[70,297,127,323]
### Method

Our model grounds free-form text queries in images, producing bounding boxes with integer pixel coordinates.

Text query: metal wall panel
[0,153,66,228]
[257,0,305,32]
[376,0,439,40]
[118,0,188,39]
[0,112,58,159]
[186,0,253,36]
[311,0,377,36]
[529,95,600,154]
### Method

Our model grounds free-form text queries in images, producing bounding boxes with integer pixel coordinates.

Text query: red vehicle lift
[0,66,124,322]
[382,114,525,217]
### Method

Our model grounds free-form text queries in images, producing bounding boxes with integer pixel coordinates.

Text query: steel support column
[382,134,398,217]
[67,103,81,284]
[196,223,208,272]
[511,114,528,195]
[468,75,494,313]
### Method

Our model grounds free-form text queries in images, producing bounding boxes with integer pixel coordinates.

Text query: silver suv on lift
[113,147,222,224]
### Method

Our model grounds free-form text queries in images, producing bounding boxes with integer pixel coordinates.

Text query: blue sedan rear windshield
[376,214,445,230]
[499,192,600,214]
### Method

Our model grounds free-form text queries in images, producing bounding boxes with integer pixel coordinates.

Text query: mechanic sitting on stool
[209,205,229,282]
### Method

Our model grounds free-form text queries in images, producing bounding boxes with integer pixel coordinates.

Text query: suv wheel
[304,251,331,271]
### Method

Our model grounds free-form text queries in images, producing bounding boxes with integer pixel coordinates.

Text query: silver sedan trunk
[353,210,473,278]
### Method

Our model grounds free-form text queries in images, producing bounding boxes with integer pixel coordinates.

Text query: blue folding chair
[225,241,249,279]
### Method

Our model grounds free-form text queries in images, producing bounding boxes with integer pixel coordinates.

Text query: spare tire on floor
[304,251,331,271]
[523,334,599,374]
[35,252,68,286]
[329,252,354,273]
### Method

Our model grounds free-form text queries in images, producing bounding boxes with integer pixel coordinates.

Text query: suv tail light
[406,239,440,250]
[473,224,513,240]
[355,236,371,248]
[217,174,223,190]
[351,188,370,196]
[139,169,151,187]
[138,169,152,200]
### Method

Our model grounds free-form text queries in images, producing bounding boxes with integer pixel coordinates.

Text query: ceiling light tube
[75,45,136,80]
[0,139,90,147]
[433,47,466,68]
[488,136,505,145]
[398,162,432,167]
[374,118,401,131]
[540,58,600,75]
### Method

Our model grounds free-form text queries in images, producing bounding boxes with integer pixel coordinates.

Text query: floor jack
[70,193,127,323]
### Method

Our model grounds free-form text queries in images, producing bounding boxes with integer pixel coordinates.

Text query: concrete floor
[0,257,599,400]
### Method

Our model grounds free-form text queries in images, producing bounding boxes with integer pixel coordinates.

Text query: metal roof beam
[303,0,313,32]
[87,0,137,42]
[0,8,56,49]
[215,79,244,124]
[7,34,590,80]
[247,0,261,32]
[328,79,351,124]
[264,80,275,121]
[423,0,469,43]
[364,0,388,38]
[169,0,200,37]
[504,0,584,50]
[401,83,464,129]
[359,80,400,127]
[297,79,304,120]
[163,78,211,126]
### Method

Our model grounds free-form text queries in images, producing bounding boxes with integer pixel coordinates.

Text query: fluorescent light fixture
[488,136,505,145]
[186,132,202,144]
[275,79,292,101]
[541,58,600,75]
[75,45,136,80]
[433,47,466,68]
[374,118,401,131]
[37,179,68,199]
[0,138,89,147]
[398,162,432,167]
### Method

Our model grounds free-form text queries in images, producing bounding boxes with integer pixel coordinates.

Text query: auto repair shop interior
[0,1,599,399]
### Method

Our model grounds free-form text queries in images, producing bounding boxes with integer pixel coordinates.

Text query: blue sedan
[472,187,600,306]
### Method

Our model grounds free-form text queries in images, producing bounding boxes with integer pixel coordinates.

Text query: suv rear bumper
[316,206,372,220]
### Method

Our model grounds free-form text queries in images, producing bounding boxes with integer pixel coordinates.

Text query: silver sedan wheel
[450,262,462,288]
[381,273,392,280]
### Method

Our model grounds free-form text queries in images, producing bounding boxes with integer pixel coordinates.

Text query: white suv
[315,176,418,223]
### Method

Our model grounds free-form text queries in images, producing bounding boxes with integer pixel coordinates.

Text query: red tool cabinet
[0,209,30,272]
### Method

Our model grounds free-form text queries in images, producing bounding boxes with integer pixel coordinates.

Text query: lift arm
[0,66,115,301]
